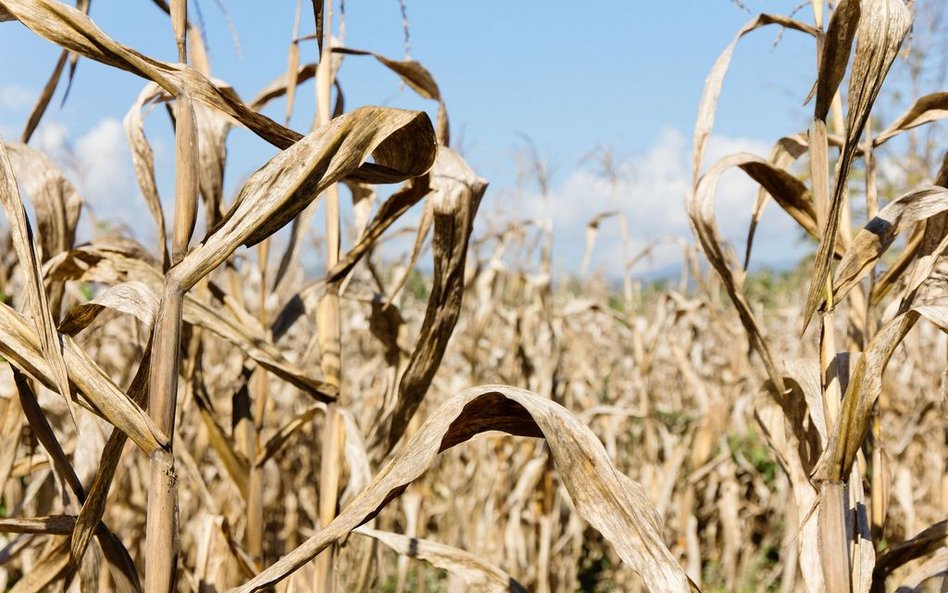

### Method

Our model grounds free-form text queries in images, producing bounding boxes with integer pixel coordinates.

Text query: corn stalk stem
[246,238,271,560]
[818,481,852,593]
[314,1,343,591]
[145,284,184,593]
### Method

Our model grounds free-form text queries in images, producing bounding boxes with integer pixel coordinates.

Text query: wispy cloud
[0,84,35,110]
[504,127,811,275]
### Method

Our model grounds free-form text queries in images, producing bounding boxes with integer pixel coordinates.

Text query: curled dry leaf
[744,132,848,267]
[124,83,169,267]
[174,105,436,291]
[353,526,530,593]
[812,0,861,121]
[872,520,947,584]
[692,13,818,186]
[874,92,948,146]
[333,47,449,145]
[0,515,77,535]
[689,152,817,390]
[228,385,692,593]
[382,148,487,453]
[325,175,432,284]
[833,186,948,305]
[58,281,159,335]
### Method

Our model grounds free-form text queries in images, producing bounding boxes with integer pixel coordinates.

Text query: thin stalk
[171,93,199,266]
[314,2,343,592]
[146,13,195,584]
[144,7,196,583]
[171,0,187,63]
[618,212,633,309]
[810,4,850,590]
[144,284,184,593]
[246,238,271,561]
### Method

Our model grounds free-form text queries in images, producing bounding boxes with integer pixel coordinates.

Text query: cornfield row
[0,1,944,593]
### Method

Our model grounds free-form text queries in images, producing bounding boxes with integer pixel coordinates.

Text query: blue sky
[0,1,939,276]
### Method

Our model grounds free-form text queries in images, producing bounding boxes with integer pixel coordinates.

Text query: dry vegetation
[0,1,945,592]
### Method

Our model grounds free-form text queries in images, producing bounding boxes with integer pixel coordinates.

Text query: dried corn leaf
[746,132,848,268]
[815,305,948,482]
[692,14,817,186]
[21,50,68,143]
[354,527,529,593]
[0,300,166,454]
[58,281,158,335]
[0,0,299,145]
[45,243,336,399]
[58,0,91,107]
[174,106,436,291]
[124,83,169,267]
[5,142,82,264]
[813,0,861,122]
[383,148,487,452]
[874,92,948,145]
[325,175,431,284]
[690,152,815,390]
[386,199,433,305]
[0,141,74,421]
[191,375,250,496]
[873,520,947,583]
[833,186,948,304]
[228,385,692,593]
[803,0,911,326]
[46,238,161,287]
[256,403,324,467]
[334,47,449,144]
[12,370,84,499]
[0,516,76,535]
[249,63,316,111]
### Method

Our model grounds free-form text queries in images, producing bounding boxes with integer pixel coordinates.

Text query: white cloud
[75,119,135,207]
[30,118,146,240]
[513,127,811,274]
[0,84,35,110]
[34,121,70,156]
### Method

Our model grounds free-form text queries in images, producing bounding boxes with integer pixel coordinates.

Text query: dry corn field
[0,1,945,592]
